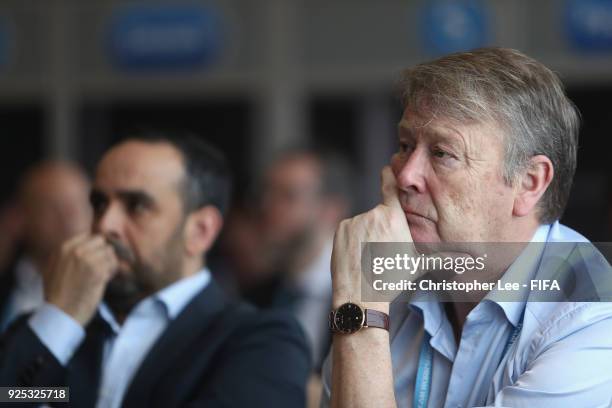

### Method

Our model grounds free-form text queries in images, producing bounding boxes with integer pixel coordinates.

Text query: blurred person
[0,134,310,407]
[232,150,352,408]
[245,150,352,372]
[0,161,91,331]
[322,48,612,407]
[216,205,272,294]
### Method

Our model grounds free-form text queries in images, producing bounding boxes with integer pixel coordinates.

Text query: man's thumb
[381,166,402,210]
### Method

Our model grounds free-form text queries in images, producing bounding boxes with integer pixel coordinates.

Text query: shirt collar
[153,268,211,319]
[485,223,552,327]
[99,268,211,331]
[408,290,444,336]
[407,290,457,361]
[407,223,553,335]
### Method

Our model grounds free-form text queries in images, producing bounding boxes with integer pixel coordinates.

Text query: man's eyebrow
[116,190,156,207]
[398,119,464,147]
[397,119,414,135]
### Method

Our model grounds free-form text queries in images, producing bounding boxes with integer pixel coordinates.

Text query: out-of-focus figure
[0,135,310,407]
[243,150,353,369]
[0,161,91,330]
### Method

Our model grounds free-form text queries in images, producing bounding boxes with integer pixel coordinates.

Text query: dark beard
[103,225,185,319]
[103,263,157,319]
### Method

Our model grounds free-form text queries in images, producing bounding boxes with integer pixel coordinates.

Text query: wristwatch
[329,302,390,334]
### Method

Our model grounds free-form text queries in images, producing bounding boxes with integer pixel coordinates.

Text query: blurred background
[0,0,611,239]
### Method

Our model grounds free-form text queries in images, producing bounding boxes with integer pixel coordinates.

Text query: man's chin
[105,275,138,295]
[408,225,440,244]
[103,273,143,312]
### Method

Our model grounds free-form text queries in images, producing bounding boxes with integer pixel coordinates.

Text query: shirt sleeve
[28,303,86,366]
[488,315,612,408]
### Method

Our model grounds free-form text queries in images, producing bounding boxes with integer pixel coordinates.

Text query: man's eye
[433,149,447,158]
[432,148,454,159]
[399,142,412,153]
[90,193,108,216]
[92,201,108,216]
[126,199,148,214]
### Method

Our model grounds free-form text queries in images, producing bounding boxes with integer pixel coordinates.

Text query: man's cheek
[443,182,479,216]
[432,199,459,237]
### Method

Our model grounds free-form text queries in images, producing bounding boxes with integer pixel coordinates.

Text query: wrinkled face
[260,155,322,246]
[22,166,91,258]
[390,108,517,243]
[90,141,187,312]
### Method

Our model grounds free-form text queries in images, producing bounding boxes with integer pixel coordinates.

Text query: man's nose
[93,202,124,239]
[394,149,428,194]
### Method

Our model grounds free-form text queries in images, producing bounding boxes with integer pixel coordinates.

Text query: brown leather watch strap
[364,309,390,330]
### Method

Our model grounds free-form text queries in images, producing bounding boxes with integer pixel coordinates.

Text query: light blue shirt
[321,222,612,407]
[0,258,44,332]
[28,269,211,408]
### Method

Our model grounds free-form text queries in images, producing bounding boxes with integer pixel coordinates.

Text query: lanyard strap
[414,320,523,408]
[414,331,433,408]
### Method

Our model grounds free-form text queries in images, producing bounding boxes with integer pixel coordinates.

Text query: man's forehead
[269,155,320,181]
[94,141,185,191]
[398,110,502,146]
[398,117,465,144]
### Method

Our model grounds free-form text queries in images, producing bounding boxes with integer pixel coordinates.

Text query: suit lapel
[122,280,229,406]
[0,266,16,324]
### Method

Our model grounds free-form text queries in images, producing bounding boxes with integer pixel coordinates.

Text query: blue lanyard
[414,331,434,408]
[413,321,523,408]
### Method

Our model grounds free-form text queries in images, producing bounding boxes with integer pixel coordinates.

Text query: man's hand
[44,234,119,326]
[329,166,409,408]
[331,166,414,311]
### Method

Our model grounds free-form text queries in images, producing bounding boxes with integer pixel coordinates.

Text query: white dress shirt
[28,269,211,408]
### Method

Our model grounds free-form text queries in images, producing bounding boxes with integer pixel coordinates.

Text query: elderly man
[322,48,612,407]
[0,134,310,407]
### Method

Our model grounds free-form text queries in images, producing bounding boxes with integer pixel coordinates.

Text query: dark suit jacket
[0,256,18,326]
[0,279,311,407]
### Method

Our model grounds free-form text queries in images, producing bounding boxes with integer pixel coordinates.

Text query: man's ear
[513,155,554,217]
[183,206,223,256]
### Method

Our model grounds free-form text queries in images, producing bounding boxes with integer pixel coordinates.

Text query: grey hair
[398,47,580,224]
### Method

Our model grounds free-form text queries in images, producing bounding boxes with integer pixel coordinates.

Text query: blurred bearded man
[0,134,310,407]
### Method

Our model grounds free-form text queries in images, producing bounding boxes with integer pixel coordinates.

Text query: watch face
[334,303,364,333]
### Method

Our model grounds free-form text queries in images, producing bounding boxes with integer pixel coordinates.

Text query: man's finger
[75,235,107,253]
[60,233,90,255]
[380,166,402,211]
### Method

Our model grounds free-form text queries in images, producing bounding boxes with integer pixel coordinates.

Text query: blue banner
[565,0,612,52]
[420,0,489,55]
[107,4,223,71]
